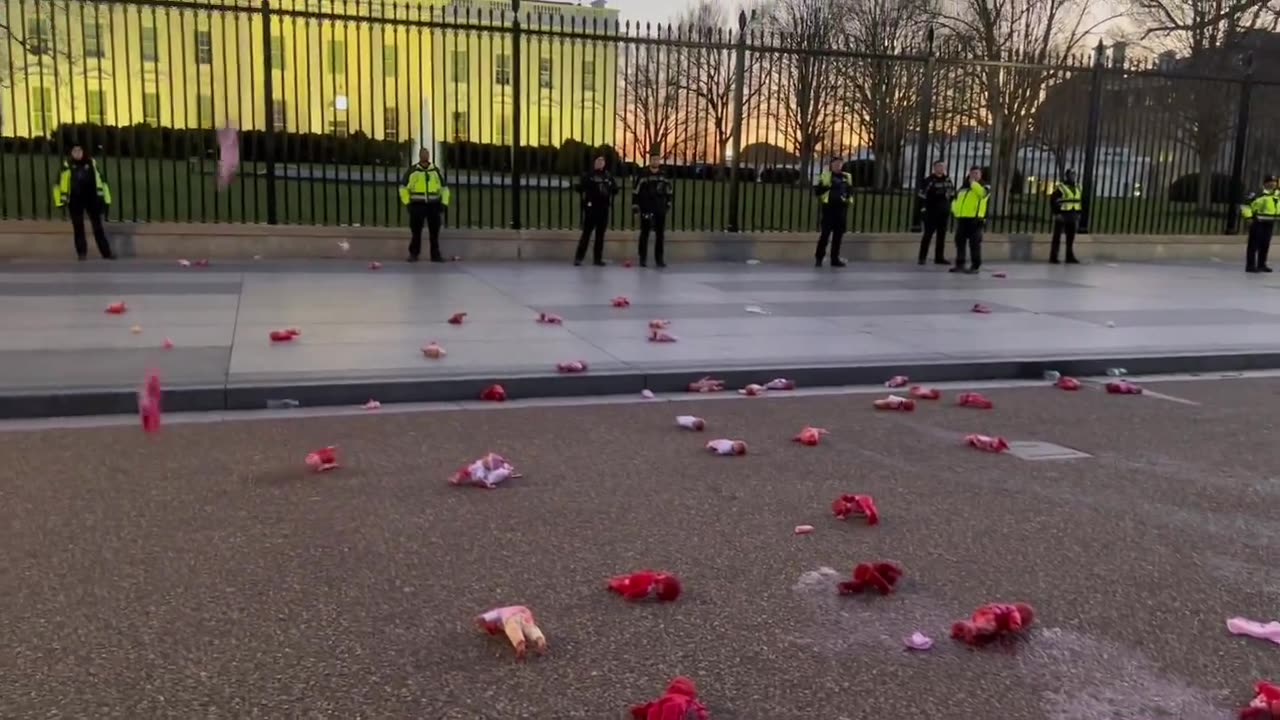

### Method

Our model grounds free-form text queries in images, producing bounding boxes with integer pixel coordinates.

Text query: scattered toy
[739,384,766,396]
[138,372,162,434]
[556,360,589,373]
[475,605,546,660]
[991,271,1007,278]
[763,378,795,390]
[177,259,192,267]
[130,325,142,334]
[337,240,350,253]
[1240,681,1280,719]
[1106,380,1143,395]
[885,375,909,388]
[162,338,174,350]
[480,384,507,402]
[746,258,761,265]
[369,261,382,270]
[1105,320,1116,328]
[1228,618,1280,646]
[194,259,209,267]
[629,677,708,720]
[607,570,682,602]
[269,328,301,342]
[909,386,940,400]
[105,301,127,314]
[874,394,915,411]
[794,524,815,535]
[536,312,563,324]
[648,329,678,342]
[1055,376,1082,391]
[422,341,446,359]
[971,303,992,314]
[838,561,903,595]
[951,602,1036,646]
[622,258,634,268]
[450,452,520,488]
[447,312,467,325]
[304,446,339,472]
[793,426,828,446]
[1043,370,1061,381]
[677,415,706,431]
[611,296,631,308]
[362,399,382,410]
[744,304,770,315]
[905,632,934,651]
[266,398,301,409]
[965,434,1009,453]
[648,319,671,329]
[957,392,994,409]
[1106,367,1128,377]
[831,494,879,524]
[706,439,748,455]
[640,389,656,399]
[687,376,725,393]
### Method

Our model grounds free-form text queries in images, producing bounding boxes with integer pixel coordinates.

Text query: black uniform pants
[918,211,949,263]
[954,218,984,270]
[1050,212,1080,262]
[638,212,666,265]
[1247,220,1274,270]
[408,202,443,260]
[69,198,113,259]
[576,207,609,263]
[816,205,847,263]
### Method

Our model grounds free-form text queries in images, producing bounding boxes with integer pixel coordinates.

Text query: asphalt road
[1,377,1277,719]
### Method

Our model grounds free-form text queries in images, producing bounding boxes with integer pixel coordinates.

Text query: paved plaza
[0,375,1277,717]
[3,258,1280,416]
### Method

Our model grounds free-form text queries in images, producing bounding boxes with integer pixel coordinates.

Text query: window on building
[384,108,399,140]
[29,86,53,135]
[141,26,158,63]
[197,94,214,128]
[451,110,469,141]
[272,100,287,131]
[87,89,106,124]
[26,19,50,55]
[495,113,512,144]
[143,92,160,126]
[538,57,552,89]
[327,39,345,74]
[538,113,551,145]
[495,54,511,86]
[383,45,396,78]
[195,30,212,64]
[583,59,595,92]
[330,114,348,137]
[270,35,285,70]
[83,18,105,59]
[450,50,469,83]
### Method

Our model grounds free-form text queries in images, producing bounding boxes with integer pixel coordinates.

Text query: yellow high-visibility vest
[952,181,989,219]
[53,160,112,207]
[816,171,853,205]
[1055,183,1082,212]
[1242,189,1280,221]
[398,163,451,206]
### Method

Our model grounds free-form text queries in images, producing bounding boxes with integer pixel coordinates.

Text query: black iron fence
[1,0,1274,235]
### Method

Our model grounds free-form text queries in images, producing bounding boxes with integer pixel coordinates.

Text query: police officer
[916,160,954,265]
[1242,174,1280,273]
[633,153,673,268]
[950,165,989,274]
[813,156,852,267]
[1049,169,1083,264]
[398,148,451,262]
[574,156,619,266]
[52,144,115,260]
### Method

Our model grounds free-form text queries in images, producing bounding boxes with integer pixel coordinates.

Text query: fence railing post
[1079,40,1105,235]
[725,10,748,233]
[509,0,523,230]
[260,0,278,224]
[1226,54,1254,236]
[909,26,935,234]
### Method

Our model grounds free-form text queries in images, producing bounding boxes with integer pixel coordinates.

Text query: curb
[2,351,1276,420]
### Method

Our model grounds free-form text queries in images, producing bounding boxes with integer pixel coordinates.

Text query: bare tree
[672,0,768,166]
[765,0,842,181]
[1131,0,1279,209]
[618,37,691,162]
[838,0,934,189]
[938,0,1115,214]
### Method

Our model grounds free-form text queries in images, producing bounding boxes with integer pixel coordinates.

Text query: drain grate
[1006,440,1092,461]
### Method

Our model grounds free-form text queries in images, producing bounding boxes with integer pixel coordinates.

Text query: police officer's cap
[1265,174,1277,183]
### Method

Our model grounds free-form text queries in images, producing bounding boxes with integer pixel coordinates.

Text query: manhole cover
[1006,441,1092,461]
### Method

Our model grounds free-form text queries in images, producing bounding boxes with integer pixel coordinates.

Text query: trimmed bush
[1168,171,1239,204]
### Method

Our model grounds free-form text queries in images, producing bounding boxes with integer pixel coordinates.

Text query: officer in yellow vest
[398,148,451,262]
[1242,174,1280,273]
[1049,169,1082,264]
[950,165,989,274]
[813,157,852,267]
[52,145,115,260]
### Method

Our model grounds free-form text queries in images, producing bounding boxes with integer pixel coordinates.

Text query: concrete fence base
[0,220,1247,264]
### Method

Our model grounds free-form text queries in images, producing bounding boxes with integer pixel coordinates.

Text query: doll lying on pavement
[450,453,521,488]
[475,605,547,660]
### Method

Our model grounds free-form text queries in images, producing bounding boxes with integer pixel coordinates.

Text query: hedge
[1169,171,1240,204]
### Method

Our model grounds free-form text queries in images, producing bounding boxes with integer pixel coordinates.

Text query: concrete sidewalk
[3,257,1279,417]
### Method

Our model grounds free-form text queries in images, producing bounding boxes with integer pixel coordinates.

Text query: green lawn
[1,154,1231,235]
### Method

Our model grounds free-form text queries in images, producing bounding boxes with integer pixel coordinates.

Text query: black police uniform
[633,167,673,267]
[574,168,619,266]
[916,172,954,264]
